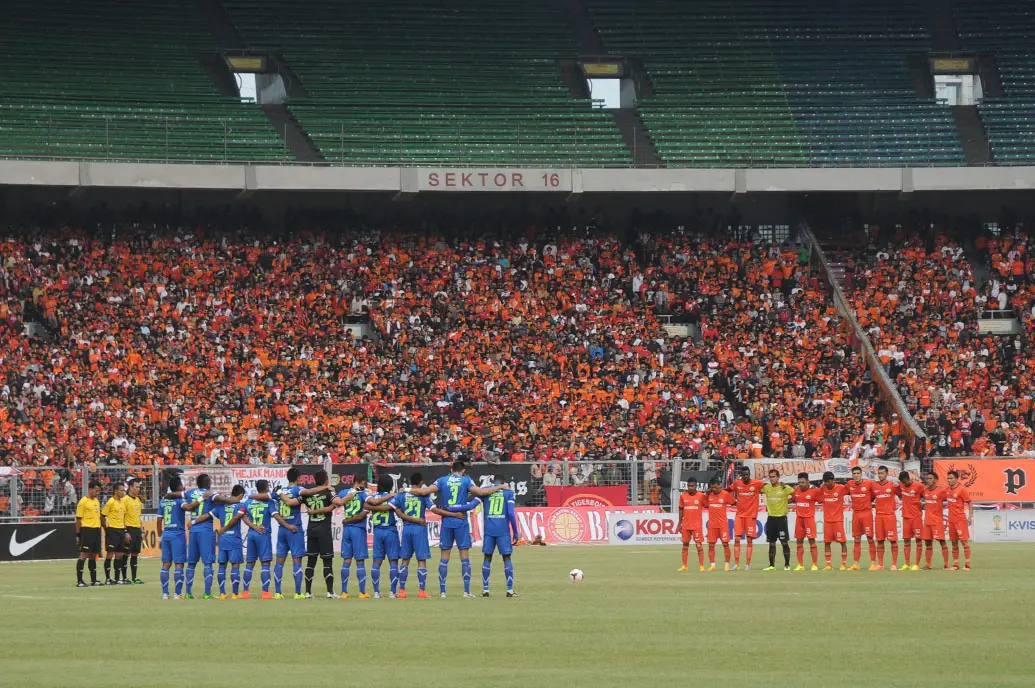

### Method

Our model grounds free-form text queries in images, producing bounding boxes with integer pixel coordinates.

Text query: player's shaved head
[451,460,467,474]
[376,474,393,493]
[899,471,911,484]
[231,485,245,497]
[286,467,300,483]
[313,470,328,486]
[169,477,183,492]
[197,473,212,490]
[256,479,270,493]
[409,472,424,486]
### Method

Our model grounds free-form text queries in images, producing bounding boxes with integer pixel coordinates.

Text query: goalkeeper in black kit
[303,470,337,598]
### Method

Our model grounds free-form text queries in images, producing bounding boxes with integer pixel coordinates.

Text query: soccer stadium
[1,0,1035,686]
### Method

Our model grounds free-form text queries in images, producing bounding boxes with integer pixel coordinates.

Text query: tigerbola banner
[740,458,908,483]
[973,509,1035,543]
[933,459,1035,503]
[543,485,629,507]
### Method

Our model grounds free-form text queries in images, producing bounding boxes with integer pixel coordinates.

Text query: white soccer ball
[569,568,584,582]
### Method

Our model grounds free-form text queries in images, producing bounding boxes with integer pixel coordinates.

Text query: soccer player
[268,468,329,600]
[872,465,900,570]
[898,471,925,571]
[847,466,876,570]
[818,472,848,571]
[390,473,453,599]
[792,472,820,571]
[728,466,765,570]
[449,476,519,597]
[365,475,402,599]
[183,474,223,599]
[302,470,337,599]
[100,483,127,585]
[157,477,202,599]
[921,472,949,570]
[945,470,972,570]
[241,480,293,599]
[704,478,733,571]
[678,479,707,572]
[75,481,103,587]
[761,469,794,571]
[409,460,504,598]
[122,478,144,584]
[212,485,246,599]
[333,475,369,599]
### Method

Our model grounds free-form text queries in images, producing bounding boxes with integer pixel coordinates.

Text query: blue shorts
[161,531,186,564]
[439,523,472,551]
[400,526,431,561]
[218,537,243,565]
[277,526,305,559]
[246,531,273,563]
[187,528,215,564]
[341,527,368,561]
[483,533,513,557]
[372,528,400,561]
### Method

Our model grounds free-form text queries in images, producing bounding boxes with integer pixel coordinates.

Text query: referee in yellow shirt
[101,483,127,585]
[122,479,144,584]
[75,481,103,587]
[761,469,795,571]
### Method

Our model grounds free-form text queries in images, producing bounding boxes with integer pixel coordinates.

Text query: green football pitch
[0,545,1032,688]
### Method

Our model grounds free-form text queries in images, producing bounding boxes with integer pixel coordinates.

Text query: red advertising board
[544,485,629,507]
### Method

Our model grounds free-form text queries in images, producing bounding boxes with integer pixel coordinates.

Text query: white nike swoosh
[9,529,57,557]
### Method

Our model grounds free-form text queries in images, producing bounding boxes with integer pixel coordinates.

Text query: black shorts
[125,526,142,555]
[105,528,126,553]
[765,516,790,543]
[306,529,334,558]
[79,527,101,555]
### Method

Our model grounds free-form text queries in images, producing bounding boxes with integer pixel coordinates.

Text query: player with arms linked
[240,480,295,599]
[156,477,208,599]
[211,485,247,599]
[390,473,464,599]
[448,475,519,597]
[301,470,337,599]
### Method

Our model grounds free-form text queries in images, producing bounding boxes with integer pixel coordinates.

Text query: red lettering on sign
[444,172,456,187]
[494,173,507,187]
[427,173,440,187]
[478,172,489,186]
[461,173,472,187]
[512,173,524,187]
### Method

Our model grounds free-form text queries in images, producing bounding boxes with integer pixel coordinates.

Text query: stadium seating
[0,0,287,162]
[587,0,964,167]
[221,0,630,166]
[954,0,1035,164]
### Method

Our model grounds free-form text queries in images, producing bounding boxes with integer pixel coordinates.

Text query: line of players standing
[155,461,521,600]
[678,465,974,572]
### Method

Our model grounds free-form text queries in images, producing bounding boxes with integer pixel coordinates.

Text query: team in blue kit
[158,462,517,601]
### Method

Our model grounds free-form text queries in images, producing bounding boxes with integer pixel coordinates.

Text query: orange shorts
[681,528,703,545]
[733,515,757,539]
[922,517,946,541]
[948,520,970,542]
[823,520,846,543]
[875,514,898,541]
[902,517,922,540]
[795,516,817,540]
[707,525,730,544]
[851,511,874,538]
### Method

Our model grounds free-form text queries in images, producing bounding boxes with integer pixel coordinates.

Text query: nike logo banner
[0,523,75,561]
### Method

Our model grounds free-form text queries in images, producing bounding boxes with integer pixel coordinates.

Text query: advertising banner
[933,459,1035,502]
[741,458,905,483]
[678,470,721,491]
[973,509,1035,542]
[0,522,75,561]
[608,513,681,545]
[375,463,535,507]
[544,485,628,507]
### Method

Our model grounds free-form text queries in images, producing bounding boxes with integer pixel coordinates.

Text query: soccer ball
[569,568,584,582]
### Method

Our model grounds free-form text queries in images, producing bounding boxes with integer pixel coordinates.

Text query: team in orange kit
[818,472,848,570]
[872,466,900,570]
[705,478,734,571]
[897,471,925,570]
[792,473,821,571]
[678,481,708,571]
[945,470,973,570]
[922,472,950,569]
[728,467,765,570]
[847,466,877,569]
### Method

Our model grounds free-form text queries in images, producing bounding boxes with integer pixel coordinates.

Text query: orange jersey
[847,479,874,512]
[898,482,925,520]
[729,478,765,519]
[872,480,899,515]
[818,484,848,521]
[945,485,971,522]
[706,490,734,523]
[679,491,707,530]
[792,487,821,519]
[923,486,947,521]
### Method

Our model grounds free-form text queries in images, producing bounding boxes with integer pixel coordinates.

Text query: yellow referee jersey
[101,496,126,529]
[121,495,143,528]
[76,497,101,528]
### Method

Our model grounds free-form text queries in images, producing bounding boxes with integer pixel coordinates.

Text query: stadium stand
[220,0,630,166]
[0,0,287,162]
[954,0,1035,164]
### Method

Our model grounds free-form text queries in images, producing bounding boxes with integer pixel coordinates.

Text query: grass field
[0,545,1032,688]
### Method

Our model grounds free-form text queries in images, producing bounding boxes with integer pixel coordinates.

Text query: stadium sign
[607,514,681,545]
[933,459,1035,502]
[973,509,1035,543]
[418,168,571,192]
[0,522,73,561]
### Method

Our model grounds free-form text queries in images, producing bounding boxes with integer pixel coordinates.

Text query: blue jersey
[242,498,276,536]
[158,496,187,531]
[481,489,516,538]
[392,492,432,526]
[436,474,475,514]
[212,501,245,539]
[186,488,217,531]
[272,484,304,528]
[368,492,397,530]
[338,489,368,529]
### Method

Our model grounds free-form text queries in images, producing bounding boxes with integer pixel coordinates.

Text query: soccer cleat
[723,564,730,572]
[76,581,88,588]
[294,594,306,600]
[506,591,519,598]
[707,564,716,571]
[340,593,349,599]
[963,566,971,571]
[373,593,382,599]
[677,566,688,572]
[260,591,274,600]
[810,565,819,571]
[91,582,102,587]
[910,565,920,572]
[173,594,182,600]
[699,566,706,572]
[730,565,738,571]
[231,594,241,600]
[162,593,170,600]
[132,579,144,585]
[396,590,408,599]
[951,565,960,571]
[358,593,371,600]
[890,565,898,572]
[867,565,879,571]
[105,580,116,586]
[839,565,847,571]
[482,591,491,597]
[219,594,229,600]
[743,565,750,571]
[440,593,447,599]
[418,590,430,599]
[794,565,806,571]
[783,566,790,571]
[273,593,285,600]
[240,591,251,600]
[463,593,477,599]
[184,593,194,600]
[849,564,860,571]
[823,566,833,571]
[326,593,336,599]
[389,593,397,599]
[202,594,214,600]
[763,566,776,571]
